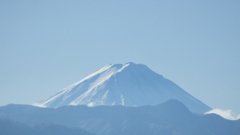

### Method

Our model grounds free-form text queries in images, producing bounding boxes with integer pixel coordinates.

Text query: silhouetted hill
[0,100,239,135]
[0,118,94,135]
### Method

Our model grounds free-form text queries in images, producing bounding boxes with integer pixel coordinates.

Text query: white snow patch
[112,101,116,105]
[121,94,125,105]
[32,103,47,108]
[118,63,130,72]
[102,91,109,100]
[36,90,67,106]
[89,66,119,90]
[87,102,95,107]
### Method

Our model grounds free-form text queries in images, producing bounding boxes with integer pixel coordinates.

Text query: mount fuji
[35,62,211,114]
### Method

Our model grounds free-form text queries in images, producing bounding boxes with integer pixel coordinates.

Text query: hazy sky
[1,1,240,114]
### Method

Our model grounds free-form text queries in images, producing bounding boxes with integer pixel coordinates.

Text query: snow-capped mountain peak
[34,62,211,114]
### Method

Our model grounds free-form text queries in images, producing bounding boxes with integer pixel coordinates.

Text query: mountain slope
[35,62,210,114]
[0,101,239,135]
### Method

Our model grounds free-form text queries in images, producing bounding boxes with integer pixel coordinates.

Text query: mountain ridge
[0,100,239,135]
[0,118,95,135]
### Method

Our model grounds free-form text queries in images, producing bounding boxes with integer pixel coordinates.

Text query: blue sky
[1,1,240,114]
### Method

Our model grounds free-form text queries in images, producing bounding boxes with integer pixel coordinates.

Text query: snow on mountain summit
[34,62,211,114]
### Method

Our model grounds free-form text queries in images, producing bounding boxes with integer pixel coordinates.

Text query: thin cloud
[205,109,240,120]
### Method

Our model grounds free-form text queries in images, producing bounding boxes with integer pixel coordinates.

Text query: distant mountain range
[1,100,239,135]
[2,62,237,135]
[35,62,210,114]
